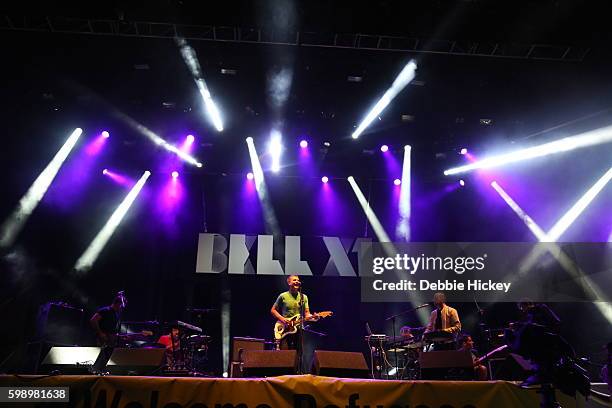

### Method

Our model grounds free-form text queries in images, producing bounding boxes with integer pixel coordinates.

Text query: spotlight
[381,145,389,152]
[102,169,108,175]
[444,125,612,175]
[323,141,331,147]
[171,171,179,179]
[186,134,195,143]
[300,140,308,148]
[321,176,329,183]
[352,60,417,139]
[246,137,253,143]
[393,178,401,186]
[459,179,465,186]
[246,172,254,180]
[405,145,411,150]
[460,148,468,155]
[101,131,110,138]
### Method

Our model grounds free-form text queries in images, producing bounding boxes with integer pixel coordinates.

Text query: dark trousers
[92,346,114,373]
[280,332,303,373]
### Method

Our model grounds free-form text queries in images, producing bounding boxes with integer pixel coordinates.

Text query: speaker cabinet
[242,350,297,377]
[312,350,369,378]
[40,346,101,374]
[420,350,474,380]
[106,348,166,375]
[36,302,83,345]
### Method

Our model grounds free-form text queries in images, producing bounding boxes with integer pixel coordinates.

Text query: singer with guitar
[270,275,332,352]
[90,292,126,374]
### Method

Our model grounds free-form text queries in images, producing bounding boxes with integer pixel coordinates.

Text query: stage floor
[0,374,586,408]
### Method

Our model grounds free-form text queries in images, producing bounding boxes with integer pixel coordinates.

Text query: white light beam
[0,128,83,248]
[396,145,411,241]
[178,38,224,132]
[348,176,391,242]
[74,171,151,272]
[444,125,612,176]
[352,60,417,139]
[546,167,612,242]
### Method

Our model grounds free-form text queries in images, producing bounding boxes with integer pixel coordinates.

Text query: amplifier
[232,337,266,362]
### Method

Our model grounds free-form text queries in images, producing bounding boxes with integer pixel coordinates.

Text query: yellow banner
[0,374,584,408]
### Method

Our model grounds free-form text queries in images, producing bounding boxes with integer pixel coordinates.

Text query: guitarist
[458,334,488,380]
[89,292,126,374]
[270,275,318,351]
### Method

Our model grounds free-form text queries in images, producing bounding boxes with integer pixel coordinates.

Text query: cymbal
[404,341,424,349]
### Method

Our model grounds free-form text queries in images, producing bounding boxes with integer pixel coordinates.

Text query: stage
[0,374,587,408]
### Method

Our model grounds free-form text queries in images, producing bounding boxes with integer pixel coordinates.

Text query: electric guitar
[274,311,333,341]
[475,344,509,365]
[96,330,154,347]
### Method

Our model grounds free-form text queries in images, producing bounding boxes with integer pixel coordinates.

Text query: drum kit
[365,328,459,380]
[121,320,212,374]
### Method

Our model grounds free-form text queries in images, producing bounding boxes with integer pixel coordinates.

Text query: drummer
[424,292,461,350]
[400,326,415,342]
[158,325,183,368]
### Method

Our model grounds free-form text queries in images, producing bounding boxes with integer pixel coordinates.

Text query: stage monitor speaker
[489,353,534,381]
[242,350,297,377]
[232,337,266,362]
[106,348,166,375]
[40,346,101,374]
[312,350,369,378]
[420,350,474,380]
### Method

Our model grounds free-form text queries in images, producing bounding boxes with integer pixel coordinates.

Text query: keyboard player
[423,292,461,350]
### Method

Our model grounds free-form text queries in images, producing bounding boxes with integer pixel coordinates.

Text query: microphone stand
[384,304,430,380]
[298,287,305,375]
[474,298,489,351]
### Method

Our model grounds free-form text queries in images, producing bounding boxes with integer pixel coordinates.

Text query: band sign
[195,233,374,276]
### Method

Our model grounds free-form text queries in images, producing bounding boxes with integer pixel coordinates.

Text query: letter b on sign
[196,233,228,273]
